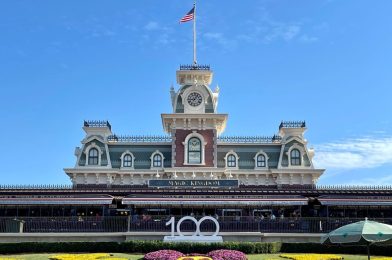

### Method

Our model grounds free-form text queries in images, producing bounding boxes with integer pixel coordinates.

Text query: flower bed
[144,250,185,260]
[144,249,246,260]
[279,254,343,260]
[49,253,127,260]
[207,250,247,260]
[177,257,212,260]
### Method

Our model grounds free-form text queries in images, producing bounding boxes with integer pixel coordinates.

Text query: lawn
[0,253,382,260]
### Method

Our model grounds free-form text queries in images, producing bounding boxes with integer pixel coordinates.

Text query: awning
[319,196,392,206]
[0,195,113,205]
[122,195,308,206]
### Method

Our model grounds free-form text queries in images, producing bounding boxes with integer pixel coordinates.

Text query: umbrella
[321,218,392,260]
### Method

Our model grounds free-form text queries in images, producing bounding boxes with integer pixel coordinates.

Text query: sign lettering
[149,179,238,188]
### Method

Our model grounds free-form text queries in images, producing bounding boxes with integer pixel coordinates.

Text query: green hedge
[0,241,281,255]
[0,241,391,256]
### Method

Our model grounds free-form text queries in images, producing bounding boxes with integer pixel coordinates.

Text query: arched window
[88,148,99,165]
[123,154,133,167]
[290,149,301,166]
[256,154,266,167]
[153,154,162,168]
[227,154,237,167]
[188,137,201,164]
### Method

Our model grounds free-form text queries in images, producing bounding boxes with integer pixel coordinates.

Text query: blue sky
[1,0,392,185]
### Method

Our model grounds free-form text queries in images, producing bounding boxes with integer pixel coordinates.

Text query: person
[270,213,276,220]
[132,213,139,222]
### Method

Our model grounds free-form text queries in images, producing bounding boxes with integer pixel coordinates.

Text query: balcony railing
[279,121,306,129]
[107,135,172,143]
[1,184,392,191]
[1,217,389,233]
[84,120,111,130]
[179,64,210,70]
[218,135,282,144]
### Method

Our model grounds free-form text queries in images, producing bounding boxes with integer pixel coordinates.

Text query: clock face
[187,92,203,107]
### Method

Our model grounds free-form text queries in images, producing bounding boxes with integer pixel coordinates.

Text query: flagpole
[193,0,197,65]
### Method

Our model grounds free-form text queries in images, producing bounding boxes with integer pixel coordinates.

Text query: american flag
[180,7,195,23]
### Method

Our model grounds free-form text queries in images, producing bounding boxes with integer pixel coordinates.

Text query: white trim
[254,150,269,170]
[120,150,135,169]
[182,131,207,166]
[82,135,105,145]
[150,150,165,169]
[285,136,306,145]
[286,143,305,167]
[104,143,112,168]
[84,142,103,166]
[224,150,239,170]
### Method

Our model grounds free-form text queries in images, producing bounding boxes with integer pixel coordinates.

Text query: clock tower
[161,64,228,170]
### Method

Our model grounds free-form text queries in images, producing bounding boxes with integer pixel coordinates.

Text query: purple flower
[207,249,247,260]
[144,250,185,260]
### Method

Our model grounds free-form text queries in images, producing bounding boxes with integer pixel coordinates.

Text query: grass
[0,253,383,260]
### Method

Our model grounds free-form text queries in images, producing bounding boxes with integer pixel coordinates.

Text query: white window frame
[120,150,135,169]
[287,143,305,167]
[254,150,269,169]
[84,142,103,166]
[224,150,239,170]
[182,132,207,166]
[150,150,165,169]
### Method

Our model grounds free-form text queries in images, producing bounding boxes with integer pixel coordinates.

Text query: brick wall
[174,129,215,167]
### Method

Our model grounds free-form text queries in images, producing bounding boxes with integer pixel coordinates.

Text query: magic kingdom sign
[148,179,239,188]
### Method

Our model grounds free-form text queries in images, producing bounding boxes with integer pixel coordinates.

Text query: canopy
[318,196,392,206]
[122,195,308,206]
[0,195,113,205]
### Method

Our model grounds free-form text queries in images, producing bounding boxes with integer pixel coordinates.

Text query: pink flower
[144,250,185,260]
[207,249,247,260]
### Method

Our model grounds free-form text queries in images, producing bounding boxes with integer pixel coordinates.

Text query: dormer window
[225,151,239,169]
[257,154,266,167]
[227,154,236,167]
[151,150,165,169]
[188,137,201,164]
[120,151,135,169]
[254,150,269,169]
[153,154,162,167]
[123,154,132,167]
[88,148,99,165]
[290,149,301,166]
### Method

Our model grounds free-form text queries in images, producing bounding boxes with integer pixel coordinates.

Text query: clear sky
[1,0,392,185]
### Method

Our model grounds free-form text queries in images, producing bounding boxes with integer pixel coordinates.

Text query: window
[188,137,201,164]
[227,154,237,167]
[290,149,301,166]
[256,154,266,167]
[88,148,99,165]
[183,132,206,165]
[153,154,162,167]
[123,154,133,167]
